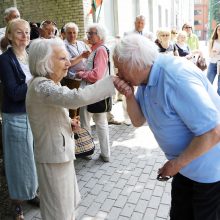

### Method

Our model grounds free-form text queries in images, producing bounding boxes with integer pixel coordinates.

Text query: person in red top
[76,23,111,162]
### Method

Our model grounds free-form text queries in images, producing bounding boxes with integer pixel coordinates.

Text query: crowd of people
[1,5,220,220]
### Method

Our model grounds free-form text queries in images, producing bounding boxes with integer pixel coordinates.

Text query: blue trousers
[2,113,38,200]
[207,62,220,96]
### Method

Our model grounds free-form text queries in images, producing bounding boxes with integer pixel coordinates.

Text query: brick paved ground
[0,102,171,220]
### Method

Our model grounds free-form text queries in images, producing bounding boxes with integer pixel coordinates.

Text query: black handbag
[87,97,112,113]
[87,45,112,113]
[74,127,95,158]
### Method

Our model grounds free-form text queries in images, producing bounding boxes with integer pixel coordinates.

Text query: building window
[194,9,202,15]
[195,30,202,38]
[158,5,162,27]
[165,9,168,27]
[194,20,202,25]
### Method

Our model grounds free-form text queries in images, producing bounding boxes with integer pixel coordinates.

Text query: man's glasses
[161,34,170,37]
[40,20,57,28]
[86,31,97,36]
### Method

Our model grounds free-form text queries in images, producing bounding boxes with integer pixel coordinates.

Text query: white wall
[98,0,115,36]
[117,0,137,36]
[84,0,194,38]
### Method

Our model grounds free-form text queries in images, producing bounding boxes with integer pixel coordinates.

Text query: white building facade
[83,0,194,37]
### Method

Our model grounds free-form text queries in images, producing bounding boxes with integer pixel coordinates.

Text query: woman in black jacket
[0,19,38,220]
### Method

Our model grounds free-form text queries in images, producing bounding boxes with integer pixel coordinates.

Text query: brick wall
[0,0,92,39]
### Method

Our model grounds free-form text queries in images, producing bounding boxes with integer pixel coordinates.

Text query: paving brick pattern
[1,103,172,220]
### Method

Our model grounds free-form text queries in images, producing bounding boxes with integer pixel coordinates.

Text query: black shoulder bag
[87,45,112,113]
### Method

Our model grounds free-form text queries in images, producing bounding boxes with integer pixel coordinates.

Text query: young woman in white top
[207,23,220,95]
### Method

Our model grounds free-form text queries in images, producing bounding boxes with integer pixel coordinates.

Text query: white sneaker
[124,119,131,126]
[100,154,110,162]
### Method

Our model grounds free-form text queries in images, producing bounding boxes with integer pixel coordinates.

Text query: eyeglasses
[157,174,172,182]
[161,34,170,37]
[86,31,97,36]
[40,20,57,28]
[184,26,192,29]
[171,32,178,34]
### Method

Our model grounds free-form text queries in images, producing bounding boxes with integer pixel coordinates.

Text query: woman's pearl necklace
[13,48,29,65]
[15,52,28,65]
[17,55,28,64]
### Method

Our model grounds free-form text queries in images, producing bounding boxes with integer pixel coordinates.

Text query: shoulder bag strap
[92,45,110,76]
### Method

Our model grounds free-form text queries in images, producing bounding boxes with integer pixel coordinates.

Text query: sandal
[14,204,24,220]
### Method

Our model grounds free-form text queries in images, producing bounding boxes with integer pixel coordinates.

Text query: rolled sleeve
[171,77,220,136]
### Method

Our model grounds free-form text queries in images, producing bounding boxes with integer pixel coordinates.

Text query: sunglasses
[161,34,170,37]
[86,31,97,36]
[40,20,57,28]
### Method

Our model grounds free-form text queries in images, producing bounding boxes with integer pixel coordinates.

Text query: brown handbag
[74,127,95,158]
[196,56,207,71]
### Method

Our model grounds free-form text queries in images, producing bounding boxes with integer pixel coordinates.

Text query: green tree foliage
[212,0,220,23]
[208,0,220,37]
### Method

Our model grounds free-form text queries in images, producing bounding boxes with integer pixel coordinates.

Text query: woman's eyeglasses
[86,31,97,36]
[184,26,192,29]
[161,34,170,37]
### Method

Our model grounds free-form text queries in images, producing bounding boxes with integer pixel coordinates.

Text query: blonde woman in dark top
[155,28,179,56]
[0,19,38,220]
[175,31,191,57]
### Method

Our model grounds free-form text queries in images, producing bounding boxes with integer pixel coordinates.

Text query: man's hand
[81,51,91,59]
[75,71,83,79]
[113,76,134,98]
[158,158,184,178]
[71,116,81,132]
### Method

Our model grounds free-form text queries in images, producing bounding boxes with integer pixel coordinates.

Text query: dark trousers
[61,78,81,118]
[170,173,220,220]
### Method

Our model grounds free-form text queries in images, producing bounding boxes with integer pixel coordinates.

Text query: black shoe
[27,195,40,207]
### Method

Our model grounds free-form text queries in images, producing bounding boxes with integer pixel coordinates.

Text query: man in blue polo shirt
[113,34,220,220]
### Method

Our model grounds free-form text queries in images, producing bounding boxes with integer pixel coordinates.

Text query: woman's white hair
[86,23,107,42]
[29,38,66,77]
[177,30,187,39]
[113,34,159,73]
[63,22,79,33]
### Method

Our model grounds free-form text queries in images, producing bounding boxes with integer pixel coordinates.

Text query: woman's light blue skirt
[2,113,38,200]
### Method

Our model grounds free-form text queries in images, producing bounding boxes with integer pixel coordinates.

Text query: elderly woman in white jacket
[26,38,116,220]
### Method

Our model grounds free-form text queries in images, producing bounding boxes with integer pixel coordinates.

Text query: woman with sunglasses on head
[155,28,179,56]
[207,24,220,96]
[75,23,112,162]
[175,30,191,57]
[0,19,39,220]
[182,23,199,51]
